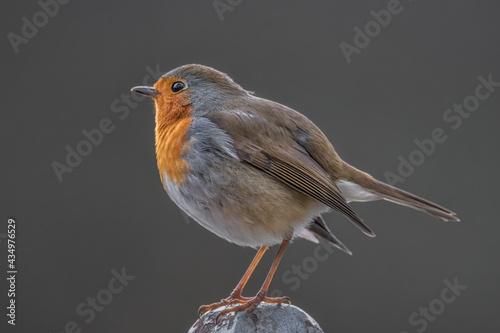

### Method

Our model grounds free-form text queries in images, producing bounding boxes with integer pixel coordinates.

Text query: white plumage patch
[336,180,381,203]
[296,229,320,243]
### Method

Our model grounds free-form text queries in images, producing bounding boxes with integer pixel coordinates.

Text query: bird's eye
[171,81,185,93]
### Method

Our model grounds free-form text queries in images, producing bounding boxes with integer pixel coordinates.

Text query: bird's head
[131,64,248,125]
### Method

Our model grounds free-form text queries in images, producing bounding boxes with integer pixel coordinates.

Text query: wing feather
[232,135,375,237]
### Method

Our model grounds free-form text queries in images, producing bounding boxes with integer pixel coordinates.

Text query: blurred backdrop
[1,1,499,332]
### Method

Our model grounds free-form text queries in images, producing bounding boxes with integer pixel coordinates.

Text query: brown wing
[232,134,375,237]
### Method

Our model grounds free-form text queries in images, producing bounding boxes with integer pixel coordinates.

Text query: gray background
[1,1,499,332]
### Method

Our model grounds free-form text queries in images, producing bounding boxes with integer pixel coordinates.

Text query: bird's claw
[198,295,251,318]
[212,295,291,322]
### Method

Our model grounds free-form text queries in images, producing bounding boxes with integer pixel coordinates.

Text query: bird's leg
[198,245,268,316]
[217,237,292,318]
[227,245,269,300]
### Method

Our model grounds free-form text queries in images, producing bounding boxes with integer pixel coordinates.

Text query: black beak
[131,86,159,97]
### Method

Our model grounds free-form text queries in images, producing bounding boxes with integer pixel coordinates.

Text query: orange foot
[217,292,291,319]
[199,293,291,318]
[198,294,251,317]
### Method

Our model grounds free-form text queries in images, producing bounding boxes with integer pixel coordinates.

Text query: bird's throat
[155,110,193,186]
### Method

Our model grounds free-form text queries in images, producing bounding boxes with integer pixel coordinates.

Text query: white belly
[163,173,327,248]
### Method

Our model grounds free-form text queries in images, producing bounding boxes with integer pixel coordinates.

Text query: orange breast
[155,117,193,185]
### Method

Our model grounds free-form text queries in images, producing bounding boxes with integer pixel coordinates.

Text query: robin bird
[131,64,459,316]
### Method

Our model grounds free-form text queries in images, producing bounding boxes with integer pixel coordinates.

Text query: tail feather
[308,216,352,255]
[372,182,459,221]
[344,165,459,222]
